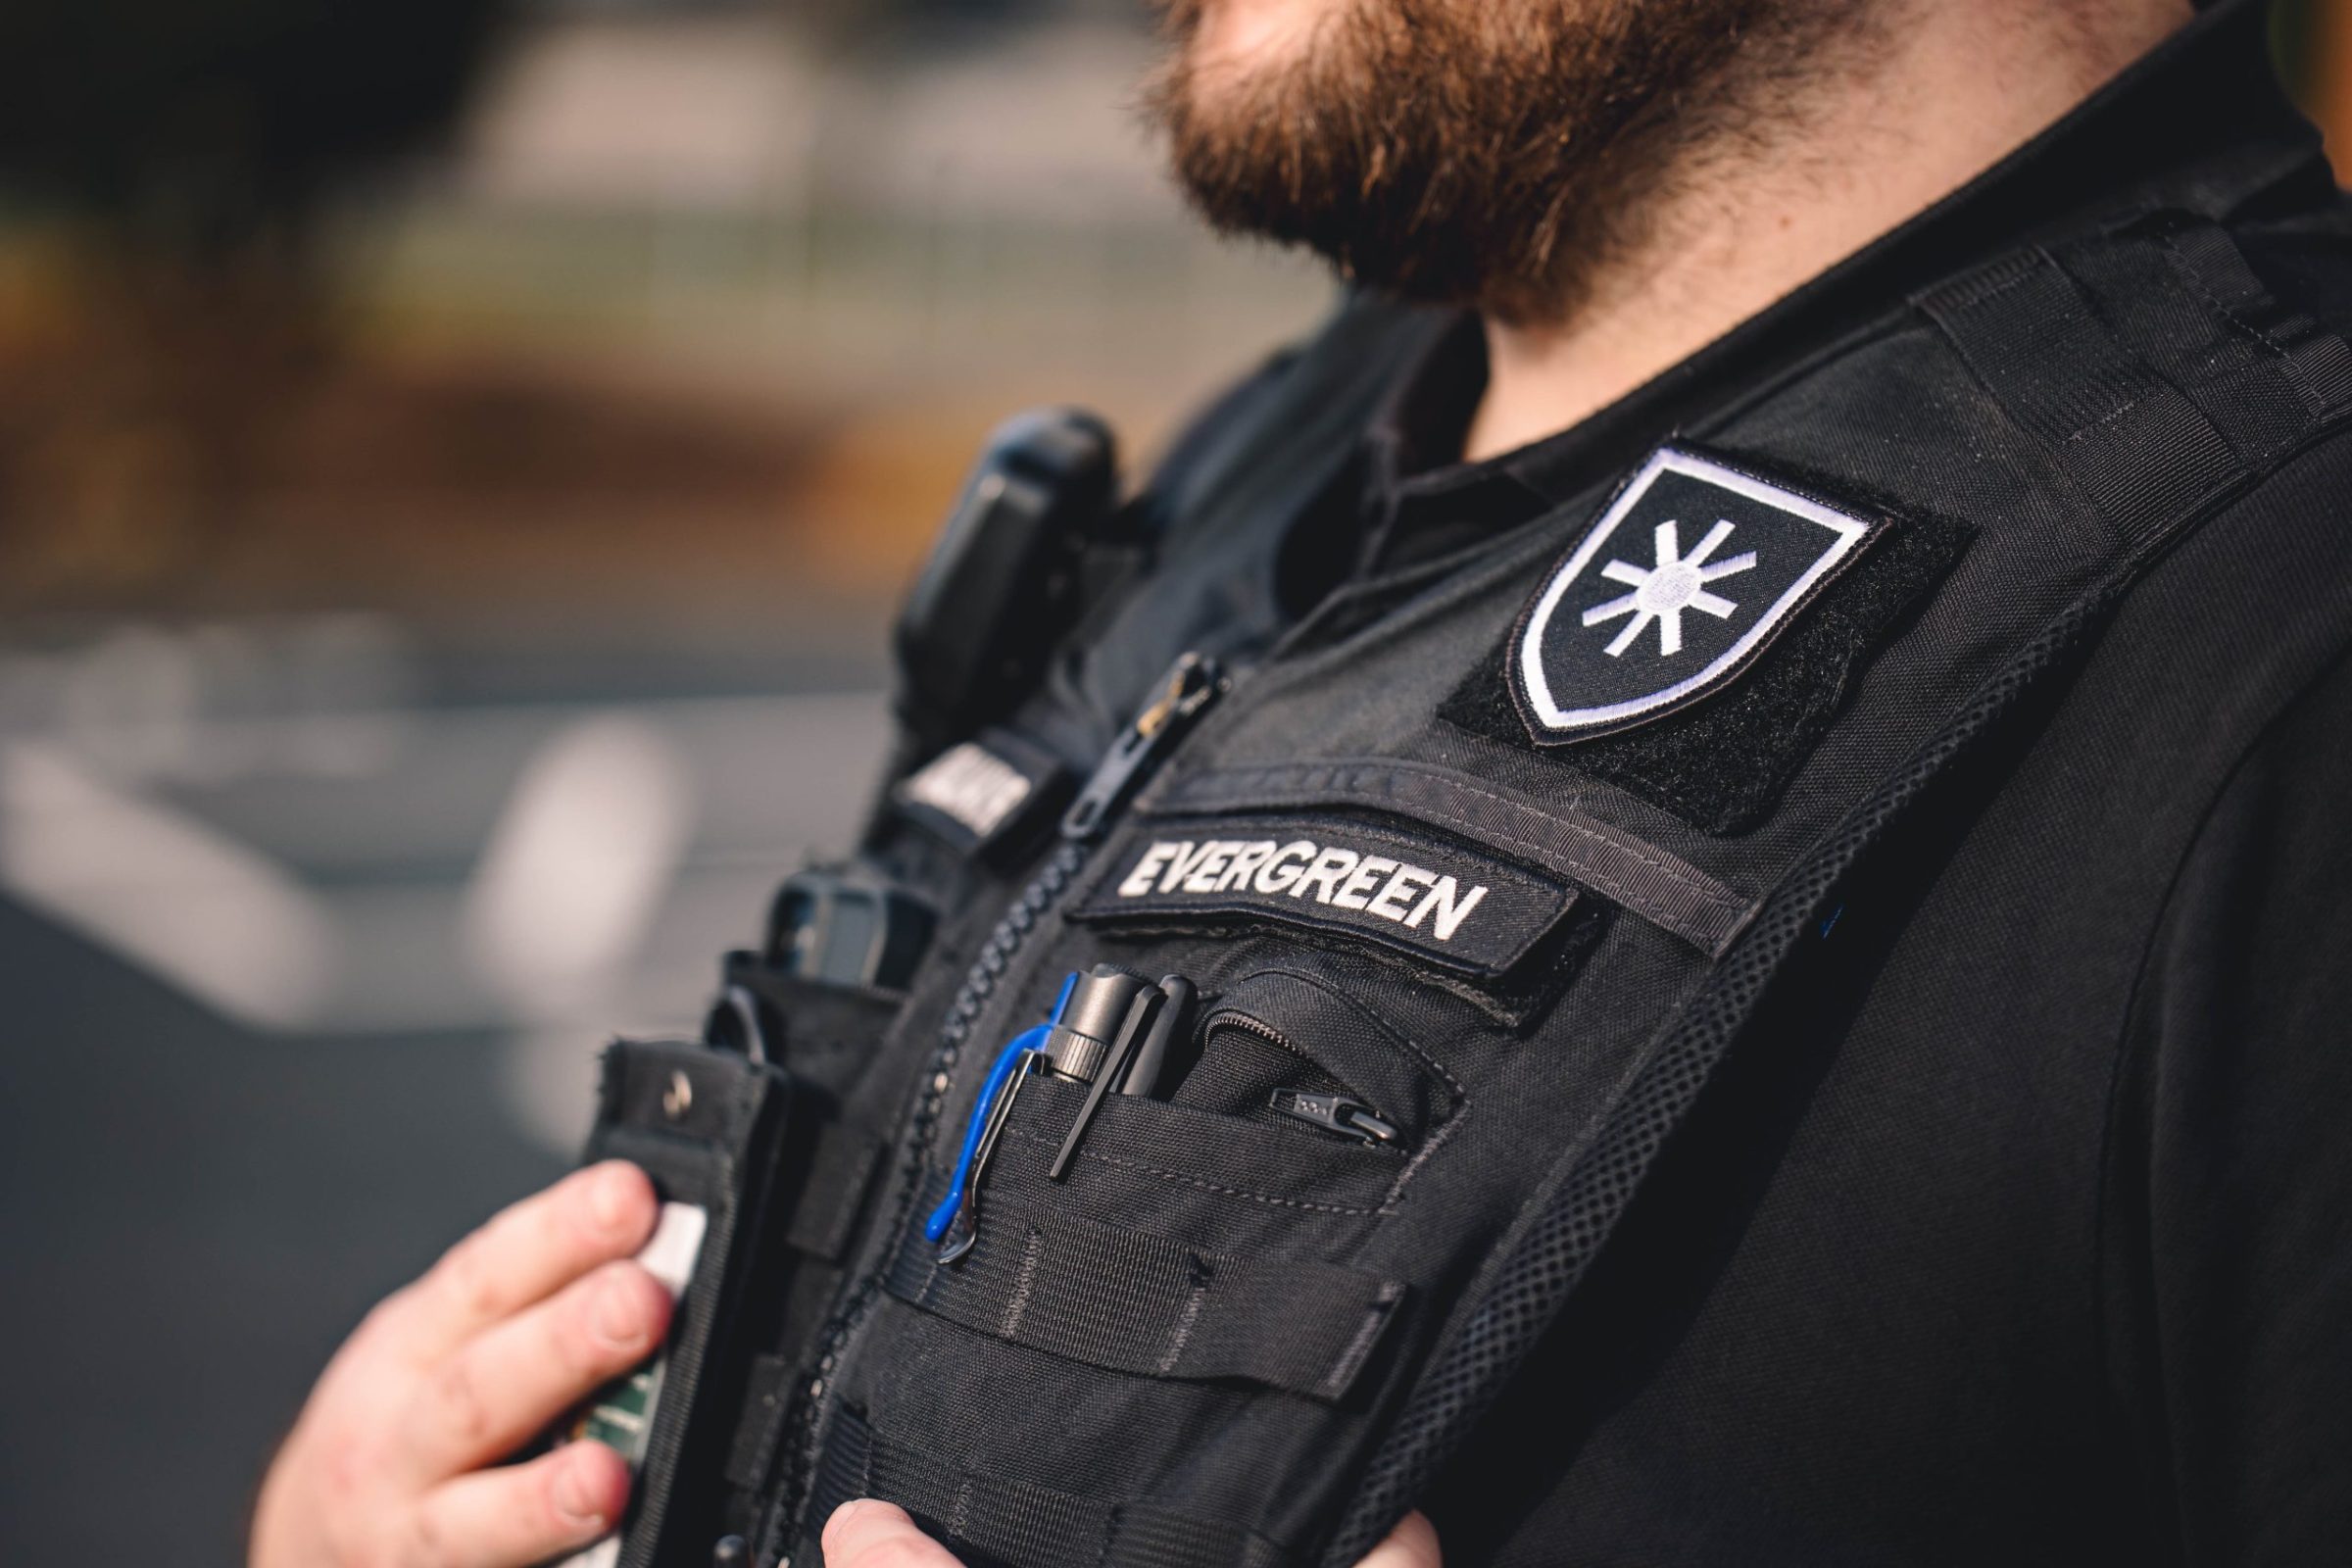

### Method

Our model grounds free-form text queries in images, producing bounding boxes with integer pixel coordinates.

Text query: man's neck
[1462,0,2195,464]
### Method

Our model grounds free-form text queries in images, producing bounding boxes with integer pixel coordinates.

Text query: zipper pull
[1060,652,1227,843]
[1269,1088,1402,1147]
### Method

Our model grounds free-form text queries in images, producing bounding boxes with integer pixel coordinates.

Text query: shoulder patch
[1511,446,1886,741]
[1444,450,1971,835]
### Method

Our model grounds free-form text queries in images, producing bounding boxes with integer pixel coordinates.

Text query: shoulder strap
[1918,214,2352,545]
[1144,291,1452,550]
[1324,214,2352,1564]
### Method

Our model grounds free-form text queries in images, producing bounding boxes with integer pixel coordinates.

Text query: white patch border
[1517,447,1873,736]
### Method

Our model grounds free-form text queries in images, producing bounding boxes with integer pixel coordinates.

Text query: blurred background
[1,0,2347,1560]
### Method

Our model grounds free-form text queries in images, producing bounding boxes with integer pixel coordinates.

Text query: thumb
[1355,1510,1442,1568]
[822,1498,966,1567]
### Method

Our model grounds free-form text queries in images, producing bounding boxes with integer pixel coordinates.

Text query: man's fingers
[404,1162,659,1356]
[401,1440,632,1568]
[1355,1511,1442,1568]
[400,1259,673,1480]
[822,1499,967,1568]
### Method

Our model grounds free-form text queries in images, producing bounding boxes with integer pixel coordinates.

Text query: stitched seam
[951,1476,975,1545]
[1004,1127,1389,1214]
[1354,762,1743,906]
[2156,229,2331,419]
[2158,231,2298,362]
[1944,254,2051,315]
[999,1227,1046,1338]
[1180,765,1737,906]
[1157,1277,1210,1375]
[2068,392,2147,442]
[1373,768,1738,901]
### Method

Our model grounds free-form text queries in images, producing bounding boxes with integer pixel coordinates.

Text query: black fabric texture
[806,1405,1294,1568]
[883,1205,1406,1400]
[1438,491,1973,835]
[1415,414,2352,1568]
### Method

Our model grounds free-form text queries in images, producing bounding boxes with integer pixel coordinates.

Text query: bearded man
[253,1,2352,1565]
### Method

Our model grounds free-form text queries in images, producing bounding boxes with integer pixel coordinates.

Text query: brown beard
[1144,0,1875,326]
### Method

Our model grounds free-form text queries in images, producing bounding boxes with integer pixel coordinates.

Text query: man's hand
[821,1498,1443,1568]
[250,1161,675,1568]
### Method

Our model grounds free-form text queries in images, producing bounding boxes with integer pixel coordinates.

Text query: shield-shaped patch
[1512,447,1886,741]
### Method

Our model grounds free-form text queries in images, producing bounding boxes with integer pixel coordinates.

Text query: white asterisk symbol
[1581,517,1759,658]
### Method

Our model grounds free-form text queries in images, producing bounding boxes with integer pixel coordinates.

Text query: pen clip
[1048,985,1163,1181]
[923,972,1079,1250]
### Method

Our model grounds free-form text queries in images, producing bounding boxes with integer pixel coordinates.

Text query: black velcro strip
[885,1207,1407,1402]
[1139,761,1747,954]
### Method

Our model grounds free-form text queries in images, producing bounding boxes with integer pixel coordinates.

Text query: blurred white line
[0,690,887,1055]
[0,742,338,1030]
[462,712,697,1021]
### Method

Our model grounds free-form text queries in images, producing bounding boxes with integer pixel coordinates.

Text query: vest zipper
[1206,1010,1308,1063]
[765,653,1227,1561]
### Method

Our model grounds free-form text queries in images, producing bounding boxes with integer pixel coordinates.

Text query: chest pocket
[880,960,1460,1384]
[1176,968,1458,1165]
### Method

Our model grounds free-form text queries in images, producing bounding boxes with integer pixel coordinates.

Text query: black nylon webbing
[885,1206,1406,1402]
[1919,247,2241,544]
[1920,218,2352,541]
[2158,220,2352,416]
[809,1405,1294,1568]
[783,1119,886,1262]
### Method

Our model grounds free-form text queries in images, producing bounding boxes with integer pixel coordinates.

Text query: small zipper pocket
[1174,968,1457,1150]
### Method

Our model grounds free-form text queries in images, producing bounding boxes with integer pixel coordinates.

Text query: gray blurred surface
[0,622,892,1564]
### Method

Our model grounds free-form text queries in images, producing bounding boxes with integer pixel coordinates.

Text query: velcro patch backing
[1444,473,1971,835]
[1067,813,1577,980]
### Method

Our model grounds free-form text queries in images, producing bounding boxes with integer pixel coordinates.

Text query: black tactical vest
[567,126,2352,1568]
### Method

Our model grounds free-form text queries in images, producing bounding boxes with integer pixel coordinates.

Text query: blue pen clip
[923,972,1078,1254]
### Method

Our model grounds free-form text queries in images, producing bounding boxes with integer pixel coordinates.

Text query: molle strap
[2146,220,2352,421]
[884,1208,1407,1403]
[1918,246,2240,544]
[808,1405,1295,1568]
[1918,218,2352,546]
[2068,215,2352,463]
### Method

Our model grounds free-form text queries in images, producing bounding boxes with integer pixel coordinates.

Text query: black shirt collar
[1354,0,2326,573]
